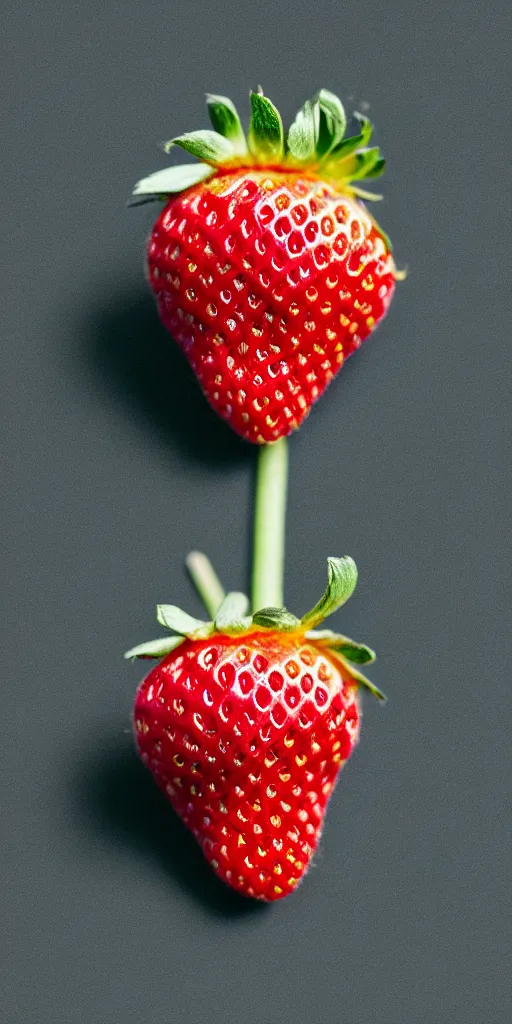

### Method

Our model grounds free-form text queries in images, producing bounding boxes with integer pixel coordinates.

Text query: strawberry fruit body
[127,556,383,901]
[134,631,360,901]
[134,89,398,443]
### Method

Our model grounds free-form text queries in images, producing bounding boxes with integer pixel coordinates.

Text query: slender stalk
[185,551,226,619]
[251,438,288,611]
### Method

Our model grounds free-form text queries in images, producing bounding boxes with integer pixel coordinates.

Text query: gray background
[1,1,510,1022]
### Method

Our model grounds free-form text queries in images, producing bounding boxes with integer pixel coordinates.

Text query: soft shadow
[83,287,252,466]
[74,735,267,919]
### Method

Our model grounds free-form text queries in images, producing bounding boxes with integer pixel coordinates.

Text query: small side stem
[185,551,226,619]
[251,438,288,611]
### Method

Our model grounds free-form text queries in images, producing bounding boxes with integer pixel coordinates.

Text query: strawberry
[127,554,383,901]
[133,88,398,444]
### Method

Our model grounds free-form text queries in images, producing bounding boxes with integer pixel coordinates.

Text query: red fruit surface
[147,169,396,443]
[134,631,360,901]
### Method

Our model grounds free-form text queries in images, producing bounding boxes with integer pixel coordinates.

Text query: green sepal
[336,147,382,182]
[305,629,376,664]
[301,556,358,629]
[363,156,386,179]
[156,604,212,638]
[330,651,386,702]
[163,130,234,165]
[252,607,301,631]
[315,89,347,158]
[132,162,214,197]
[248,91,284,161]
[327,113,373,161]
[215,591,251,633]
[206,94,248,155]
[287,98,318,162]
[124,635,185,660]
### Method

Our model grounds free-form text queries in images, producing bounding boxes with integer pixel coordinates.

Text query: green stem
[252,438,288,611]
[185,551,226,619]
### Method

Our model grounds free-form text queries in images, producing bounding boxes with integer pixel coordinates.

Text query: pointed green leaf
[206,94,248,155]
[133,163,214,197]
[327,114,373,162]
[248,91,284,161]
[315,89,347,158]
[215,591,251,632]
[331,640,376,664]
[363,156,386,179]
[252,607,301,631]
[301,556,358,629]
[330,651,386,702]
[163,130,234,165]
[287,98,318,162]
[124,635,185,660]
[336,147,382,182]
[156,604,211,637]
[305,629,376,664]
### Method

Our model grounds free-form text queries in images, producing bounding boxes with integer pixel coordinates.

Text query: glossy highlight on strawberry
[133,88,398,443]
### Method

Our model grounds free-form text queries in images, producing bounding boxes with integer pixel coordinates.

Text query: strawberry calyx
[132,87,387,205]
[124,554,385,701]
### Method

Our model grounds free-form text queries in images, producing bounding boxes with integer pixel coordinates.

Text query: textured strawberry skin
[134,631,360,901]
[147,170,396,443]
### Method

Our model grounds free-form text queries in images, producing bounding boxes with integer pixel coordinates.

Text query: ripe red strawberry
[133,89,398,444]
[127,556,384,901]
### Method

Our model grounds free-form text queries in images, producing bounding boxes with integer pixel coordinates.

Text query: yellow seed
[238,834,246,847]
[270,815,282,828]
[295,753,307,767]
[274,885,283,895]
